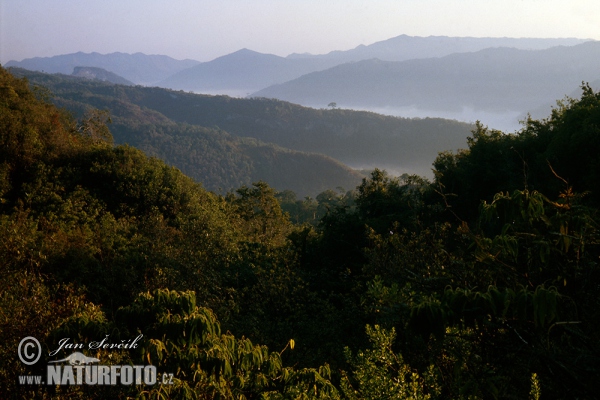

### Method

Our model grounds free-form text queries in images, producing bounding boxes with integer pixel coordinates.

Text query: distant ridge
[5,52,200,85]
[5,36,590,95]
[157,48,335,95]
[253,41,600,123]
[155,35,590,94]
[287,35,591,63]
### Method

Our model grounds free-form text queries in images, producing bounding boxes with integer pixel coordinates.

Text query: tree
[341,325,440,400]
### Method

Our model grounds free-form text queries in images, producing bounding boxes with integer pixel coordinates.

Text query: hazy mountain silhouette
[5,52,200,85]
[157,49,336,95]
[155,36,588,95]
[287,35,588,63]
[253,41,600,124]
[6,36,588,97]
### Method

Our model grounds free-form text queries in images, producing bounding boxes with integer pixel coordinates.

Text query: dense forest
[1,66,599,399]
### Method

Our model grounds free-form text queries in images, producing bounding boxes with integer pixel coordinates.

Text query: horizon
[2,0,600,64]
[3,33,596,64]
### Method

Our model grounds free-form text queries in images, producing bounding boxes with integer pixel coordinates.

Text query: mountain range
[287,35,588,63]
[157,36,590,97]
[253,41,600,118]
[6,35,589,98]
[5,51,200,85]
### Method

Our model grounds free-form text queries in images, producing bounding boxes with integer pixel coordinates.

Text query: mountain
[253,41,600,126]
[72,66,134,85]
[4,52,200,85]
[121,92,474,177]
[157,49,336,96]
[156,36,589,96]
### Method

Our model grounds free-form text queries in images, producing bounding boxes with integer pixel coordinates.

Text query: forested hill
[8,68,364,196]
[11,68,474,180]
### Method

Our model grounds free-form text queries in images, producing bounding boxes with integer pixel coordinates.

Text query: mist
[322,104,524,133]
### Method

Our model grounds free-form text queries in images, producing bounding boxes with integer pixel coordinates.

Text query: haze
[2,0,600,64]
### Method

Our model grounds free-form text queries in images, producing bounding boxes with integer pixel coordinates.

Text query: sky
[2,0,600,64]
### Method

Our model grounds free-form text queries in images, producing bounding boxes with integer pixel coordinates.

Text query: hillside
[137,93,474,176]
[72,66,134,85]
[5,51,200,85]
[9,68,363,196]
[14,67,474,181]
[253,41,600,127]
[125,91,474,176]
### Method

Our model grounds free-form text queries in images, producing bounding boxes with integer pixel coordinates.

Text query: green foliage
[341,325,440,400]
[434,84,600,221]
[77,109,113,146]
[408,285,560,338]
[230,181,292,246]
[529,373,541,400]
[356,170,435,233]
[54,289,339,399]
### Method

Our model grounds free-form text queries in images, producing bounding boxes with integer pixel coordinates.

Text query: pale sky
[2,0,600,64]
